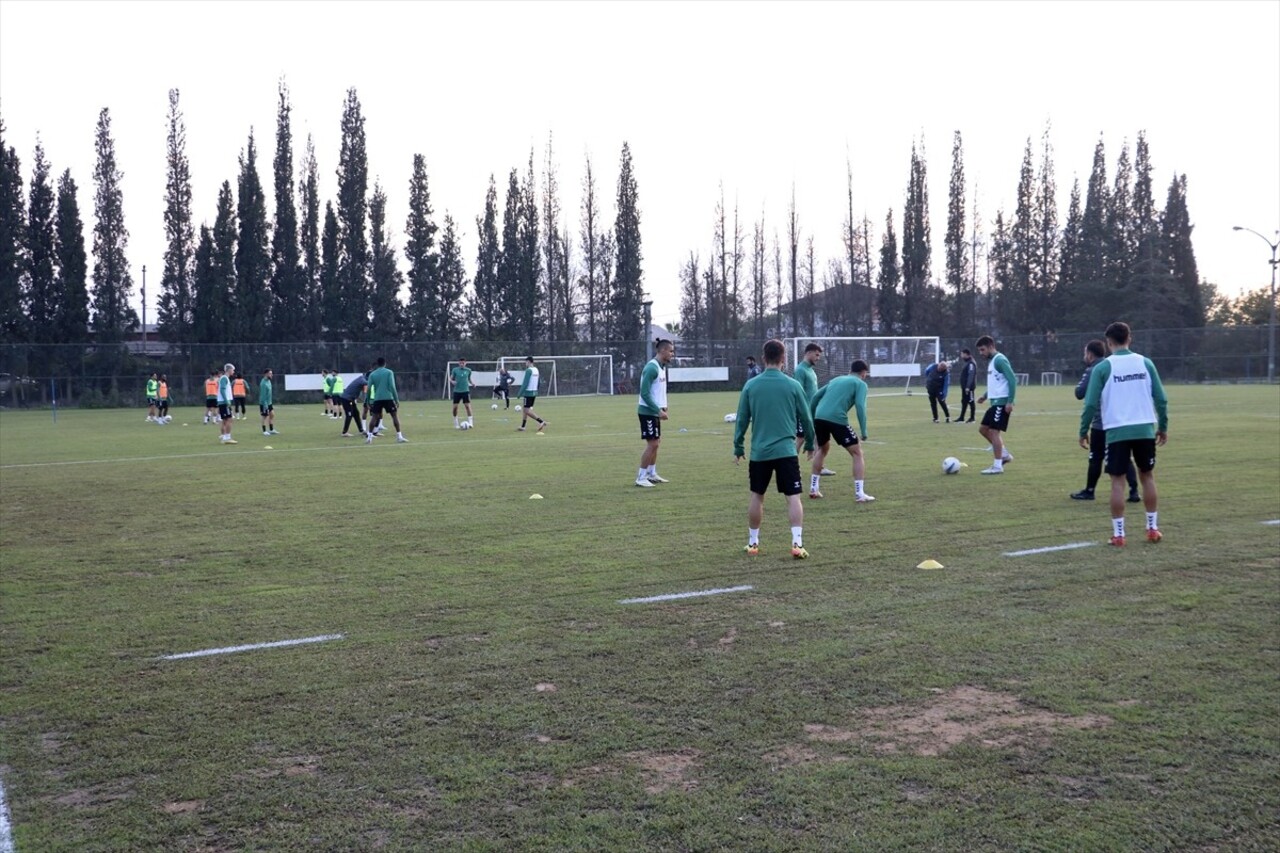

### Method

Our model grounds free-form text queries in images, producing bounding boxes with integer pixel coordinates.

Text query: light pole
[1232,226,1279,383]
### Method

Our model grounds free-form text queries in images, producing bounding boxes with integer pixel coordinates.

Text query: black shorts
[452,392,471,405]
[371,400,398,416]
[639,414,661,440]
[218,404,233,421]
[1106,438,1156,476]
[815,418,858,448]
[795,417,807,439]
[748,456,803,496]
[522,396,537,409]
[233,396,246,405]
[205,396,217,408]
[323,394,333,403]
[259,404,273,416]
[146,397,158,406]
[981,405,1012,432]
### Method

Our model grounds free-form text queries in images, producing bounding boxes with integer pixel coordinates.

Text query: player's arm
[1079,359,1109,442]
[638,363,659,413]
[519,371,531,397]
[809,384,828,418]
[797,388,816,454]
[854,386,868,439]
[940,370,950,399]
[1147,357,1169,442]
[732,388,752,461]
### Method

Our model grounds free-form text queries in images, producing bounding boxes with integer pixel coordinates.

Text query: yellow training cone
[916,559,944,570]
[529,494,544,500]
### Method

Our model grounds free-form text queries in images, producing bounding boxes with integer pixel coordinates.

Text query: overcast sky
[1,0,1277,331]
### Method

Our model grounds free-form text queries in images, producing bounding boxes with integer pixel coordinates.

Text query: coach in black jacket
[956,349,977,423]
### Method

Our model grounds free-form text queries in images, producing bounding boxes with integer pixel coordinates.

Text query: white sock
[637,467,647,482]
[991,459,1004,471]
[645,465,656,477]
[855,479,865,497]
[810,474,820,493]
[791,526,803,547]
[453,417,459,427]
[1146,511,1158,530]
[1112,517,1125,538]
[748,527,760,546]
[397,432,405,439]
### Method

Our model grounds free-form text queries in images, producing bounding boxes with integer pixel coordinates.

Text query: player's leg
[938,396,950,422]
[848,441,873,502]
[809,442,829,497]
[929,393,939,422]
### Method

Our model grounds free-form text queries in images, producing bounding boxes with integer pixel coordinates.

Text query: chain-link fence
[0,326,1272,408]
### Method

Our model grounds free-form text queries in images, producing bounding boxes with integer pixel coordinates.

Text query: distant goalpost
[441,354,614,399]
[785,336,941,395]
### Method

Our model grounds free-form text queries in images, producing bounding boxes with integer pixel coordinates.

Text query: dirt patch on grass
[162,799,204,814]
[534,682,557,693]
[717,627,738,649]
[762,744,844,770]
[54,782,132,807]
[40,731,67,752]
[248,755,322,779]
[625,748,702,794]
[805,685,1111,757]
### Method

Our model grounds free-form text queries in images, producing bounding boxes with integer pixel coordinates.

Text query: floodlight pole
[141,264,147,352]
[1232,226,1279,384]
[642,299,654,362]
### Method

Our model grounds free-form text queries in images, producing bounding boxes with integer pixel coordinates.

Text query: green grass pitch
[1,386,1278,850]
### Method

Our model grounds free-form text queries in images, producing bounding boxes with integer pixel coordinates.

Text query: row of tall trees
[679,127,1226,342]
[0,86,646,350]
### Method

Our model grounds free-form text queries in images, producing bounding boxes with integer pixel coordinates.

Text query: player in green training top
[793,343,836,477]
[364,357,408,444]
[517,356,547,432]
[145,372,159,422]
[1079,321,1168,547]
[733,339,816,559]
[450,357,475,429]
[635,339,675,487]
[807,359,874,503]
[217,362,237,444]
[975,334,1017,474]
[259,368,278,435]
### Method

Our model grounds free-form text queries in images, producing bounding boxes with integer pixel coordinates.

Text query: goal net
[498,354,614,397]
[785,336,941,395]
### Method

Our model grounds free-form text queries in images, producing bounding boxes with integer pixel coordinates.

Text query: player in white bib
[1079,321,1168,546]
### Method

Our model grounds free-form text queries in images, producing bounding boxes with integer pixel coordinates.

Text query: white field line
[619,585,753,605]
[1263,519,1280,526]
[1003,542,1097,557]
[0,771,13,853]
[159,633,344,661]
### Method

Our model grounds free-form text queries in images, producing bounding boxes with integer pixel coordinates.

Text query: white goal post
[785,336,941,395]
[495,354,614,397]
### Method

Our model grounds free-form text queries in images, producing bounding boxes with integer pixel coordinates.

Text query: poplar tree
[403,153,440,340]
[610,141,644,345]
[495,169,522,339]
[319,202,341,338]
[192,182,236,343]
[901,141,930,334]
[235,130,270,343]
[1129,131,1173,328]
[90,108,136,342]
[787,187,799,336]
[270,80,304,341]
[542,136,570,342]
[190,225,216,344]
[367,182,403,339]
[945,131,970,334]
[1105,140,1135,318]
[436,214,469,339]
[24,141,57,341]
[0,118,24,343]
[1057,178,1084,321]
[750,212,767,340]
[516,153,542,344]
[1071,137,1111,331]
[679,252,704,348]
[471,176,501,340]
[299,135,321,339]
[1161,174,1202,328]
[1031,124,1058,329]
[578,154,607,342]
[336,88,369,337]
[158,90,195,349]
[876,209,901,334]
[1002,139,1036,333]
[53,170,89,345]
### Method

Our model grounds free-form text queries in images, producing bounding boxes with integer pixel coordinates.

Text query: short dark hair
[376,357,386,367]
[655,338,673,352]
[961,348,972,356]
[763,339,785,365]
[1105,322,1131,345]
[745,355,756,362]
[1085,339,1106,358]
[525,355,534,363]
[975,335,995,348]
[803,343,823,355]
[851,359,869,374]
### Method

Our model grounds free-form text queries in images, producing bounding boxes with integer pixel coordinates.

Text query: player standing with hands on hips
[635,339,675,487]
[975,335,1016,474]
[733,339,816,559]
[1078,322,1168,546]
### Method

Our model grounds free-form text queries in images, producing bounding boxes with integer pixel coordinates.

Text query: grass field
[2,385,1278,851]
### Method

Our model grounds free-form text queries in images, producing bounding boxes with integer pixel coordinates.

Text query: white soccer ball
[942,456,963,475]
[460,421,472,430]
[723,413,737,423]
[491,403,499,410]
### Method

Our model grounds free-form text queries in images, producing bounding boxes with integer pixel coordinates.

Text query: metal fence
[0,325,1272,408]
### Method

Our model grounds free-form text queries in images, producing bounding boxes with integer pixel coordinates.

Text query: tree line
[679,126,1271,343]
[1,95,1272,361]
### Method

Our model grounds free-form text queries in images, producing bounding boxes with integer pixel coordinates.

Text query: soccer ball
[723,413,737,423]
[942,456,963,475]
[491,403,499,410]
[460,421,472,430]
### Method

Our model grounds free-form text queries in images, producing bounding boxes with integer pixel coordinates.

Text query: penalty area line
[619,585,753,605]
[159,633,344,661]
[1263,519,1280,526]
[1003,542,1096,557]
[0,771,13,853]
